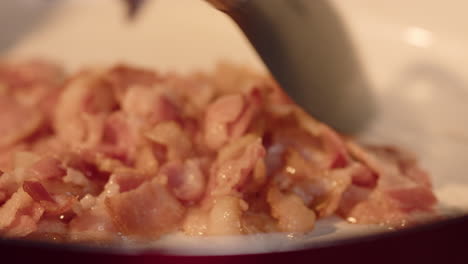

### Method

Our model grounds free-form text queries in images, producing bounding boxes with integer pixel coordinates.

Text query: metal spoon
[127,0,376,133]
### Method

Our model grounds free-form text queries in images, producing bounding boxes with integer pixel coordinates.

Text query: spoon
[126,0,376,133]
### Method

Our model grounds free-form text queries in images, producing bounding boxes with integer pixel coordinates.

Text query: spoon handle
[209,0,375,133]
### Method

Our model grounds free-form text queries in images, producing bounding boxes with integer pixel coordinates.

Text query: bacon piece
[99,112,140,162]
[104,65,159,102]
[105,179,185,238]
[146,121,192,161]
[68,206,116,242]
[13,151,40,170]
[207,196,247,235]
[0,145,28,172]
[23,181,77,217]
[267,187,316,233]
[161,159,206,202]
[211,63,266,95]
[0,60,62,90]
[319,125,350,169]
[29,157,66,180]
[339,143,437,225]
[53,72,117,147]
[171,73,216,114]
[63,168,91,187]
[349,163,378,188]
[290,109,351,169]
[204,94,245,149]
[0,188,44,237]
[366,146,433,188]
[108,170,147,193]
[0,97,43,148]
[0,153,47,203]
[386,186,437,212]
[228,88,262,139]
[0,62,437,242]
[338,185,435,226]
[281,163,354,218]
[61,152,110,183]
[23,181,55,203]
[0,60,63,116]
[134,145,159,175]
[183,207,209,236]
[268,114,328,173]
[68,179,120,242]
[121,85,180,125]
[209,135,266,196]
[30,219,67,242]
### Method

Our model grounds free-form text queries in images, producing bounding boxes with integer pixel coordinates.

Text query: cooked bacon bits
[161,160,206,202]
[268,187,316,232]
[0,188,45,237]
[0,61,437,243]
[105,180,185,238]
[0,97,44,148]
[23,181,55,203]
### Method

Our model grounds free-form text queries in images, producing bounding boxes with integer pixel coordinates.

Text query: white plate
[1,0,467,255]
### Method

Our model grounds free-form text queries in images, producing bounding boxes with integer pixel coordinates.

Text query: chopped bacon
[108,170,147,193]
[53,72,117,147]
[228,88,262,139]
[206,196,247,235]
[0,60,62,90]
[28,157,66,180]
[98,111,140,162]
[29,219,68,242]
[145,121,192,161]
[63,168,91,187]
[318,125,350,169]
[103,65,159,102]
[23,181,55,203]
[0,60,63,117]
[68,206,116,242]
[267,186,316,233]
[0,97,43,148]
[0,61,436,243]
[182,207,209,236]
[171,73,216,113]
[23,181,77,217]
[105,179,185,238]
[386,186,437,212]
[134,145,159,175]
[349,163,378,188]
[0,188,44,237]
[61,152,110,183]
[338,143,437,225]
[209,135,266,196]
[204,94,245,149]
[161,159,206,202]
[121,85,180,125]
[366,145,433,188]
